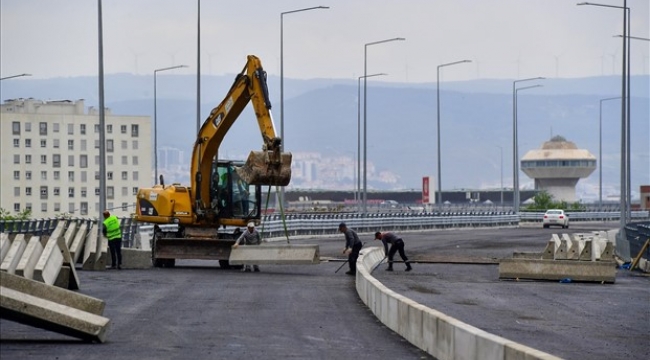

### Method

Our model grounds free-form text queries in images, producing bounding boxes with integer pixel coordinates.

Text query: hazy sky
[1,0,648,82]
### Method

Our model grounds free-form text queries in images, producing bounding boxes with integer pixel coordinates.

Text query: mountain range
[1,73,648,200]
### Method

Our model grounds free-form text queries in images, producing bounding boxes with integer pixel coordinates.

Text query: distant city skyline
[1,0,648,82]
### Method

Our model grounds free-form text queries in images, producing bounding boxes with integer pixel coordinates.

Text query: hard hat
[247,222,255,228]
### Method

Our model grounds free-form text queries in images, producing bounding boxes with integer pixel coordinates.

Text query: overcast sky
[1,0,648,83]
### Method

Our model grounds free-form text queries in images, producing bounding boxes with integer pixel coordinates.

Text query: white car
[542,209,569,229]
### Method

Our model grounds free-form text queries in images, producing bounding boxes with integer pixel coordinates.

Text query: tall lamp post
[280,5,329,150]
[578,1,629,228]
[154,65,188,185]
[512,77,544,213]
[436,60,472,206]
[0,73,32,81]
[363,37,405,214]
[280,5,329,206]
[357,73,387,212]
[599,97,621,211]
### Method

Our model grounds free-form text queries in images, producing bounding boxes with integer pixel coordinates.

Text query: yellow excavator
[135,55,292,268]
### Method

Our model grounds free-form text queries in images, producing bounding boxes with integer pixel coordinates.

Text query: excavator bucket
[236,150,292,186]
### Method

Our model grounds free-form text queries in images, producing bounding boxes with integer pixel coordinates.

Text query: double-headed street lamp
[436,59,471,206]
[599,97,621,210]
[357,73,387,211]
[363,37,405,214]
[578,1,630,227]
[0,73,32,81]
[512,77,544,213]
[154,65,189,185]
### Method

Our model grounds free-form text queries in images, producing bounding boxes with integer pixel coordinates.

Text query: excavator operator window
[211,162,260,219]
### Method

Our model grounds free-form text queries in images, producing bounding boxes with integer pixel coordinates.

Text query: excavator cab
[210,160,261,221]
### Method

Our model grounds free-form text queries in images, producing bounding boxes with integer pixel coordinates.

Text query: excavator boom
[192,55,292,214]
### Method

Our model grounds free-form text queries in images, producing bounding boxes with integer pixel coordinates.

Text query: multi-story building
[0,98,151,218]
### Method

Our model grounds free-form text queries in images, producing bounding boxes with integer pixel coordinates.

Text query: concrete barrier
[63,222,78,248]
[46,221,67,245]
[0,271,110,343]
[1,234,28,274]
[498,258,616,283]
[356,246,562,360]
[33,237,64,285]
[121,248,152,269]
[15,236,44,279]
[229,244,320,265]
[0,233,10,262]
[82,229,98,270]
[55,236,80,290]
[70,223,89,265]
[94,235,108,270]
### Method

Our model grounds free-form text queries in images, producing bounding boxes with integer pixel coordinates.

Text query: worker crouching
[233,222,264,272]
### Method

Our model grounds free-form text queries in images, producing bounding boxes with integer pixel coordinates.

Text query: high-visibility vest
[103,215,122,241]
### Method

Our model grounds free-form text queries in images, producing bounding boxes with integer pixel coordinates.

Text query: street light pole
[357,73,387,212]
[196,0,201,135]
[512,77,544,213]
[280,5,329,208]
[599,97,621,211]
[154,65,189,185]
[97,0,107,228]
[0,73,32,81]
[363,37,405,214]
[436,59,472,207]
[577,1,629,229]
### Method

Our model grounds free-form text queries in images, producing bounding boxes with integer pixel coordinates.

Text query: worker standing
[233,222,264,272]
[338,223,363,276]
[374,231,412,272]
[102,210,123,270]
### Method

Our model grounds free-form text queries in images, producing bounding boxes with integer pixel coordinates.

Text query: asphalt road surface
[1,222,648,360]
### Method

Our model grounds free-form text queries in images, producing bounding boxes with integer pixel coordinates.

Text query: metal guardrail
[519,211,649,222]
[2,211,648,247]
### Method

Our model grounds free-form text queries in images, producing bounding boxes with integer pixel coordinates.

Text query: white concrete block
[33,237,63,285]
[1,235,28,274]
[82,230,98,270]
[435,314,456,360]
[63,222,78,248]
[453,323,479,360]
[404,303,426,350]
[15,236,44,279]
[1,234,11,262]
[69,223,88,265]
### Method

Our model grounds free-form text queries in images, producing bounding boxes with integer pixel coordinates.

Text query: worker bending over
[374,231,412,272]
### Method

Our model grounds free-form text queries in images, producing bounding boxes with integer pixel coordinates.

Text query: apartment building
[0,98,151,218]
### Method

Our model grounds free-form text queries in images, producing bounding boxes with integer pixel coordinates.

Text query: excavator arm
[191,55,292,215]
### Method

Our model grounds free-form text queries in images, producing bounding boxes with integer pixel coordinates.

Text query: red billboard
[422,176,430,204]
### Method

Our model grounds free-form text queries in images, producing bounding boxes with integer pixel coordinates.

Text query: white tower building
[521,136,596,203]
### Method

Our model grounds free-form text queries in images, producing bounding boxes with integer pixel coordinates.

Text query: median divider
[356,246,561,360]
